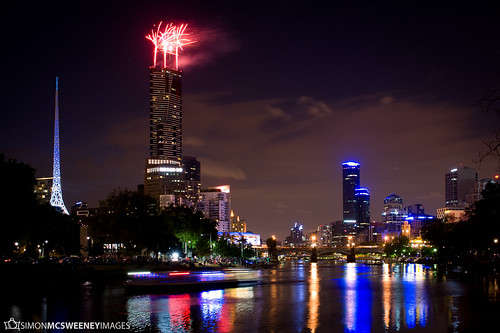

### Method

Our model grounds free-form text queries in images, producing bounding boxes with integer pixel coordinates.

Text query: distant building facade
[317,224,332,247]
[445,166,477,208]
[436,207,466,222]
[230,210,247,233]
[34,177,53,205]
[382,194,405,231]
[218,232,261,246]
[465,178,496,208]
[404,204,424,215]
[197,185,231,232]
[284,223,305,247]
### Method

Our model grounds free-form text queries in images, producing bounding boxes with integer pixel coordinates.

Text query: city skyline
[1,1,500,240]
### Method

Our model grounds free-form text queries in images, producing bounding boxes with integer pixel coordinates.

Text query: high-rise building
[342,161,360,223]
[355,187,370,231]
[284,223,304,247]
[182,155,201,205]
[445,166,477,208]
[144,66,186,202]
[317,224,332,247]
[382,193,404,231]
[197,185,231,232]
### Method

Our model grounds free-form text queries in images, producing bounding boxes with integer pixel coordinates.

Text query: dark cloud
[184,92,498,239]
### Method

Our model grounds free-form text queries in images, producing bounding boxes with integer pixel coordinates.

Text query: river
[3,262,499,332]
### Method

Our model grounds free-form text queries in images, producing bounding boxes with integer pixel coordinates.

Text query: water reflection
[199,290,226,331]
[340,263,371,332]
[7,263,497,332]
[126,287,259,332]
[292,264,306,328]
[127,295,153,331]
[337,263,439,332]
[307,263,319,333]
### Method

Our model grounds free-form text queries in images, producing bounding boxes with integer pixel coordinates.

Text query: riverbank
[0,261,236,288]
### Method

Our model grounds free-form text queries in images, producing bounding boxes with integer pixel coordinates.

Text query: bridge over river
[255,245,385,258]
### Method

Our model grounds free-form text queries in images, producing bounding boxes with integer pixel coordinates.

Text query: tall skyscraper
[49,77,69,215]
[355,187,370,231]
[445,166,477,207]
[342,161,360,223]
[287,223,304,247]
[182,155,201,205]
[144,24,194,203]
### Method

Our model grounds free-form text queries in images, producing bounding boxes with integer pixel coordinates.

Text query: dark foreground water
[3,262,500,332]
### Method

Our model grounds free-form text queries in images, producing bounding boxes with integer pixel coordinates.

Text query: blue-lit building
[342,161,360,224]
[404,212,435,239]
[355,188,370,232]
[342,161,371,234]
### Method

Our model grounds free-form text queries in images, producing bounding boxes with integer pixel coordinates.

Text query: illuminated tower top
[146,22,195,70]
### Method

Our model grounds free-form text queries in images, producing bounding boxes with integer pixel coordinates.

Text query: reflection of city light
[226,287,254,299]
[169,294,192,331]
[201,289,224,300]
[127,295,152,331]
[382,264,391,329]
[308,263,319,333]
[344,263,357,331]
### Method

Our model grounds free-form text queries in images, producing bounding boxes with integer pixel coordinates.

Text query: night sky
[2,1,500,240]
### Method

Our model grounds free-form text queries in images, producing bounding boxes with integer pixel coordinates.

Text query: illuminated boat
[125,269,260,294]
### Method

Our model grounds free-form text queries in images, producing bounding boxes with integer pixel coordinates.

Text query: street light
[201,233,213,259]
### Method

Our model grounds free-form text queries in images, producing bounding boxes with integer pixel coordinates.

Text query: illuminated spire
[49,77,69,215]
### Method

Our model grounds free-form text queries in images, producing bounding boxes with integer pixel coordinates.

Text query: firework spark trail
[146,22,195,70]
[146,22,164,68]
